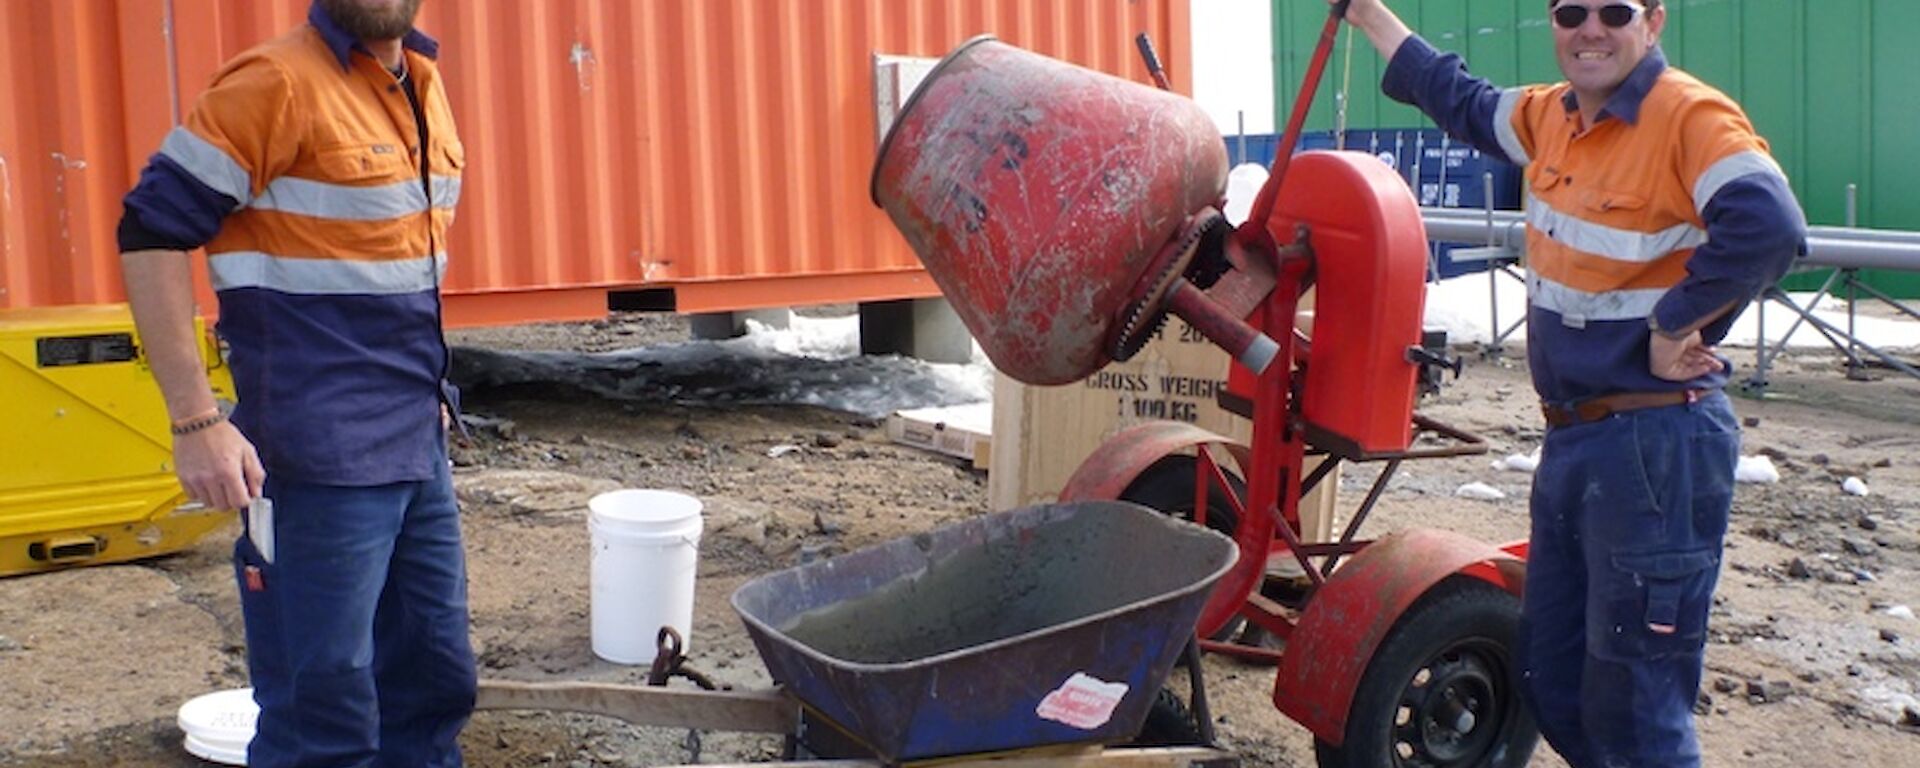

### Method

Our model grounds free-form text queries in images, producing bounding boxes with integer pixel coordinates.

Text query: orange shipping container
[1,0,1193,327]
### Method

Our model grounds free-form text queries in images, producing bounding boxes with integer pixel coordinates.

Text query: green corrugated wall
[1271,0,1920,294]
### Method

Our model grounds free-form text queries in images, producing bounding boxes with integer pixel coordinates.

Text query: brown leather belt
[1541,389,1705,428]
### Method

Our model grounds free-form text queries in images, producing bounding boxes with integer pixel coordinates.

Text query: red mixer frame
[868,4,1540,762]
[1043,10,1537,757]
[1054,150,1531,750]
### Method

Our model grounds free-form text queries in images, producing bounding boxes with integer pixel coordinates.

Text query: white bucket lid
[177,688,255,765]
[589,489,703,538]
[184,732,249,765]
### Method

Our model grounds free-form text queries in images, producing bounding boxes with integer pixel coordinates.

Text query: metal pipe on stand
[1419,208,1920,271]
[1419,206,1920,386]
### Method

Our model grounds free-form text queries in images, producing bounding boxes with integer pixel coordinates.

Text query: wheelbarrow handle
[475,679,796,734]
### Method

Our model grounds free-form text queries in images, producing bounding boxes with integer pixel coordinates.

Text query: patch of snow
[452,314,993,419]
[1224,164,1270,226]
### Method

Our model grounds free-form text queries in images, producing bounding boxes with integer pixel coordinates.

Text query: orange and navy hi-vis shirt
[119,2,464,485]
[1382,37,1806,405]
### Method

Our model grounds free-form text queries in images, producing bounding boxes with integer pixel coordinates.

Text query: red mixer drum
[871,35,1228,386]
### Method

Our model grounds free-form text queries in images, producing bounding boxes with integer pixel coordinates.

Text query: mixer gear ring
[1110,210,1229,362]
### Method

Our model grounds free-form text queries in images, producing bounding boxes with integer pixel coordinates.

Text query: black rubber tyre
[1313,578,1539,768]
[1118,454,1247,642]
[1131,686,1204,747]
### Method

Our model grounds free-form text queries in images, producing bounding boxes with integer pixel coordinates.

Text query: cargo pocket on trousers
[1594,548,1719,660]
[232,533,284,675]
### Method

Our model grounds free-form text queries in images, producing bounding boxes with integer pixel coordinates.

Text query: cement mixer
[872,23,1539,768]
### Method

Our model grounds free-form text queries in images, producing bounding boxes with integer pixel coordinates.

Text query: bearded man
[118,1,475,765]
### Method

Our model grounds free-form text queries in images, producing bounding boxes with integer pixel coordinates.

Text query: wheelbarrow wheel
[1119,454,1246,642]
[1132,687,1204,746]
[1313,577,1538,768]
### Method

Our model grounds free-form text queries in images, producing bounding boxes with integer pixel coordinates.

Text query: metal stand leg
[1756,284,1920,382]
[1845,269,1865,379]
[1743,295,1770,394]
[1181,637,1217,747]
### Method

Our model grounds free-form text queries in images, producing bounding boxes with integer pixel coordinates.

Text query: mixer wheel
[1120,454,1246,642]
[1312,578,1539,768]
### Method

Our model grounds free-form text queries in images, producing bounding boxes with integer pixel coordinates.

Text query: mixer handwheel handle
[1134,33,1172,91]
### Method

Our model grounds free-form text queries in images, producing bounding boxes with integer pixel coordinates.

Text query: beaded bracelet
[170,411,226,436]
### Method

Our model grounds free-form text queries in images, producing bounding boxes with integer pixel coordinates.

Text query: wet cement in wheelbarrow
[779,509,1222,664]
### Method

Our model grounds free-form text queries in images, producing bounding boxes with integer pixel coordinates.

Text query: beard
[320,0,424,41]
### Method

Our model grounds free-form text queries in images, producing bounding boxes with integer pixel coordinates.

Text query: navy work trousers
[235,451,476,768]
[1518,392,1739,768]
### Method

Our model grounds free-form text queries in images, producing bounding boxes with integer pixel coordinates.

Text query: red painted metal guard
[1264,153,1429,454]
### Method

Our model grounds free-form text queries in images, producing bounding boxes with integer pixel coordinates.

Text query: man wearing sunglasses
[1332,0,1806,766]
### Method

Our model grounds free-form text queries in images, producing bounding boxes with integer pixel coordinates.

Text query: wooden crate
[987,316,1338,543]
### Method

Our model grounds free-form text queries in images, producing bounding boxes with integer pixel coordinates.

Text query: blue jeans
[1519,392,1739,768]
[235,452,476,768]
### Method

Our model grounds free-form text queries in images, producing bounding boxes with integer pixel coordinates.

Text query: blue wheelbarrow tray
[731,501,1238,763]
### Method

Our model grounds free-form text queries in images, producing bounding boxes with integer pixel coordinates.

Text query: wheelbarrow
[476,501,1242,767]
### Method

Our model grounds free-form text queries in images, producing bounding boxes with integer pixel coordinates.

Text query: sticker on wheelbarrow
[1036,673,1129,730]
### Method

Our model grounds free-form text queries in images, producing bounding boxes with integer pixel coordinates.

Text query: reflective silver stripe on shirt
[208,251,446,295]
[250,174,463,220]
[1493,88,1531,167]
[160,127,252,207]
[1527,271,1667,323]
[431,175,461,210]
[1526,192,1708,264]
[251,176,423,220]
[1692,150,1786,217]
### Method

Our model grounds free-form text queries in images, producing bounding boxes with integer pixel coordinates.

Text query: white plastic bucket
[177,687,256,766]
[589,489,704,664]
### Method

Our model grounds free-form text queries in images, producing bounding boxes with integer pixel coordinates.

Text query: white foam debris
[1492,448,1540,473]
[1455,482,1507,501]
[1735,455,1781,484]
[1842,476,1871,496]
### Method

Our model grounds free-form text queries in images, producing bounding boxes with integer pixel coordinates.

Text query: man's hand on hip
[176,422,266,511]
[1649,329,1724,382]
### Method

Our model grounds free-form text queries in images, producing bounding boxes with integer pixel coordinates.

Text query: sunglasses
[1551,2,1644,29]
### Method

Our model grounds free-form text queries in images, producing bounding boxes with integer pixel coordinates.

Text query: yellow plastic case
[0,304,237,576]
